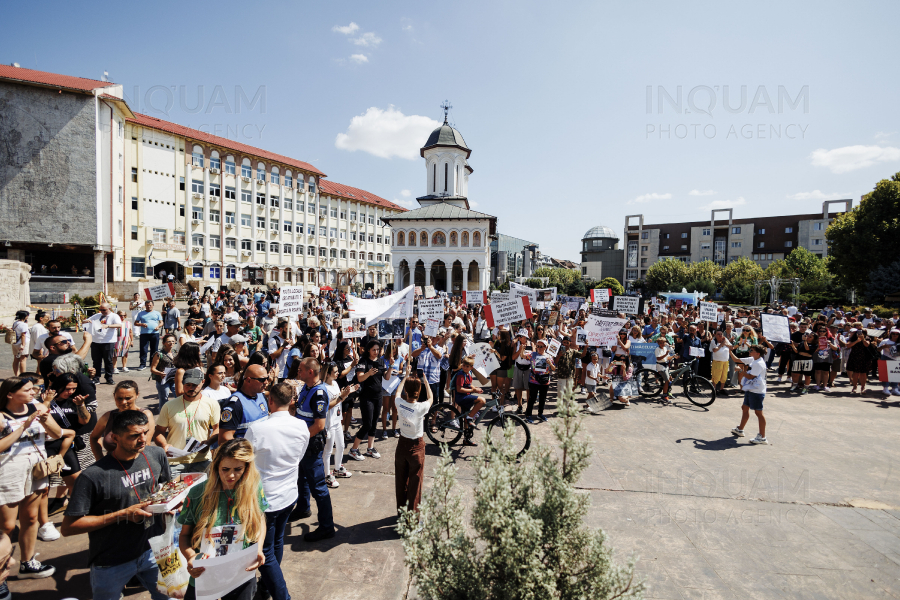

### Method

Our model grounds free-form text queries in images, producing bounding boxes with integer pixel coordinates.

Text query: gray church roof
[420,123,471,158]
[381,202,497,234]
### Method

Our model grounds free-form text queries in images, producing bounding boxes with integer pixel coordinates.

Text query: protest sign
[490,291,509,303]
[276,286,304,316]
[629,342,658,368]
[592,307,619,318]
[307,286,320,297]
[144,283,175,301]
[484,296,533,328]
[689,346,706,358]
[465,290,487,305]
[424,318,440,337]
[341,318,351,330]
[761,313,791,343]
[546,339,562,358]
[349,285,414,323]
[469,343,501,378]
[699,301,718,322]
[378,318,406,340]
[415,286,422,296]
[417,298,445,322]
[536,287,557,302]
[584,314,627,347]
[424,285,436,298]
[590,288,610,303]
[612,295,642,315]
[878,360,900,383]
[509,281,537,302]
[575,327,588,346]
[344,316,367,338]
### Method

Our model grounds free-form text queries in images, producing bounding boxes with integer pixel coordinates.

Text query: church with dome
[383,108,497,293]
[580,224,623,282]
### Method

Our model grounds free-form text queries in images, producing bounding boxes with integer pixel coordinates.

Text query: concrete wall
[0,260,31,319]
[0,81,98,245]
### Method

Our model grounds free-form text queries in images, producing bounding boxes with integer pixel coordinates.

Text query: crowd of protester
[0,286,898,599]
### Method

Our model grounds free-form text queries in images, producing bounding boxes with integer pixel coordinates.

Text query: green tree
[827,172,900,289]
[596,277,625,296]
[782,247,830,283]
[523,278,544,289]
[719,257,764,290]
[685,260,722,287]
[565,278,587,297]
[684,279,717,296]
[398,391,643,600]
[533,267,579,287]
[866,259,900,304]
[644,258,689,294]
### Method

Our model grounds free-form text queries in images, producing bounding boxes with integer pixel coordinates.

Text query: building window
[209,235,221,249]
[257,167,266,181]
[359,213,366,223]
[681,232,688,238]
[319,247,327,257]
[319,226,327,237]
[269,196,279,208]
[209,265,220,279]
[270,220,279,231]
[663,233,670,239]
[256,241,266,251]
[309,181,316,194]
[330,248,337,258]
[284,221,292,233]
[192,264,203,278]
[700,243,710,250]
[368,253,374,261]
[241,164,252,178]
[758,241,765,248]
[130,226,138,241]
[225,160,236,175]
[368,234,374,243]
[662,245,669,250]
[191,208,203,221]
[208,183,221,198]
[191,180,204,194]
[241,191,251,203]
[209,210,220,224]
[640,258,647,266]
[241,239,251,250]
[340,250,347,258]
[308,246,315,255]
[225,238,237,250]
[340,230,346,240]
[192,234,204,247]
[131,167,137,183]
[174,231,185,244]
[702,228,710,236]
[641,245,648,252]
[368,215,375,225]
[767,253,773,260]
[350,251,356,259]
[271,172,280,185]
[284,198,292,211]
[785,241,793,247]
[180,177,185,191]
[626,269,638,280]
[681,244,688,250]
[130,257,145,278]
[308,203,316,214]
[256,193,266,206]
[350,211,357,221]
[284,174,292,187]
[641,231,649,239]
[757,228,766,235]
[225,186,236,200]
[240,213,251,227]
[225,211,235,225]
[330,228,337,238]
[376,235,382,244]
[384,254,390,262]
[785,227,793,233]
[329,207,338,218]
[226,266,236,279]
[270,242,279,253]
[812,238,823,245]
[753,254,759,260]
[340,210,346,220]
[731,241,741,248]
[131,197,138,210]
[179,205,185,217]
[627,240,638,267]
[813,222,824,231]
[152,228,167,243]
[256,216,265,229]
[307,224,315,235]
[731,226,741,234]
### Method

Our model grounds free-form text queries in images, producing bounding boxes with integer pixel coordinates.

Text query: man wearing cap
[207,316,242,355]
[154,368,220,475]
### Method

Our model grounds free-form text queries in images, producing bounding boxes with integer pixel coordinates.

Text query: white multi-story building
[124,113,404,291]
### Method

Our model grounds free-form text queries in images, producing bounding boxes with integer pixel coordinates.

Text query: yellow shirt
[157,395,220,463]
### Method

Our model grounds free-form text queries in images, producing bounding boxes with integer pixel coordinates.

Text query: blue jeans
[298,444,334,529]
[156,380,173,406]
[258,502,295,600]
[90,548,167,600]
[140,333,159,368]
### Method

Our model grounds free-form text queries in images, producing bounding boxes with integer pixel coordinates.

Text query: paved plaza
[4,316,900,600]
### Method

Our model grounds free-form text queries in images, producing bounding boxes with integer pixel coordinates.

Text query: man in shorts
[654,336,675,403]
[729,344,769,445]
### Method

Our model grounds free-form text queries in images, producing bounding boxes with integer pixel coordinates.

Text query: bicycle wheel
[636,368,664,397]
[485,413,531,458]
[425,403,463,446]
[682,376,717,407]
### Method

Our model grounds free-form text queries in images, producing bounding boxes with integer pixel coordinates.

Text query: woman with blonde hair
[178,438,267,600]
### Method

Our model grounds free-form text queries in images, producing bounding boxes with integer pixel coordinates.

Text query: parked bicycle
[635,357,717,407]
[425,396,531,457]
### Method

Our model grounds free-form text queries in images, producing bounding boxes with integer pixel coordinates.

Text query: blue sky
[4,1,900,261]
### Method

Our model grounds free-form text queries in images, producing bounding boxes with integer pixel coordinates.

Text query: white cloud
[335,106,440,160]
[349,54,368,64]
[785,190,849,201]
[875,131,896,140]
[469,201,479,209]
[809,145,900,174]
[332,22,359,35]
[352,32,382,47]
[688,189,716,196]
[400,189,411,197]
[704,196,746,210]
[394,196,417,209]
[628,192,671,205]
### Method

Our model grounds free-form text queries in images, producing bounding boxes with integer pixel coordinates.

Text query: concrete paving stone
[845,528,900,560]
[814,567,900,600]
[714,569,792,600]
[856,509,900,536]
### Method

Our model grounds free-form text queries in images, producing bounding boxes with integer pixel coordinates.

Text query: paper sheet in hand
[689,346,706,357]
[382,375,402,394]
[699,302,718,322]
[761,313,791,343]
[469,343,500,378]
[424,318,440,337]
[546,339,562,357]
[193,543,258,600]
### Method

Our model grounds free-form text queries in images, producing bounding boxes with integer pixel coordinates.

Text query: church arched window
[432,231,446,246]
[455,165,459,194]
[408,231,416,246]
[450,231,458,247]
[473,231,481,247]
[420,231,428,246]
[397,232,405,246]
[444,163,448,192]
[432,164,436,193]
[461,231,469,247]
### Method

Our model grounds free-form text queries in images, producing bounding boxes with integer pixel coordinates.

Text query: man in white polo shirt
[81,303,123,385]
[245,382,309,600]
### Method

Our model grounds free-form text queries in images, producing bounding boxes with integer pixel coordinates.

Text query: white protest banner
[144,282,175,301]
[689,346,706,357]
[424,285,436,298]
[276,286,304,316]
[590,288,610,303]
[307,286,320,297]
[465,290,488,305]
[417,298,445,322]
[584,314,627,347]
[414,286,422,296]
[341,318,352,330]
[564,301,581,314]
[878,360,900,383]
[546,339,562,357]
[699,301,718,323]
[348,285,415,323]
[424,318,440,337]
[469,342,501,378]
[484,296,533,328]
[761,313,791,343]
[490,291,508,303]
[509,281,537,302]
[612,295,640,315]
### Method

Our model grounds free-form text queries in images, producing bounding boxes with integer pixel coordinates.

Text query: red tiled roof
[0,64,114,92]
[319,179,407,212]
[127,112,326,177]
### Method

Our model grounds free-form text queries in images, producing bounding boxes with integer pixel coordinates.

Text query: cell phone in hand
[417,368,424,379]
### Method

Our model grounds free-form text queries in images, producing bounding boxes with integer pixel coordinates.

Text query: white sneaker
[749,434,769,445]
[823,387,832,393]
[364,448,381,459]
[731,427,745,437]
[333,466,352,478]
[121,367,130,372]
[892,389,900,396]
[326,475,339,489]
[348,448,365,461]
[112,368,120,374]
[37,522,60,542]
[883,388,892,396]
[777,376,783,383]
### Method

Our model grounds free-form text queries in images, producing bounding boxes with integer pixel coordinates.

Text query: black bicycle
[635,357,717,407]
[425,396,531,457]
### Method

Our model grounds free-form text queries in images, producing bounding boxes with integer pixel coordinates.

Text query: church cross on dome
[440,100,452,124]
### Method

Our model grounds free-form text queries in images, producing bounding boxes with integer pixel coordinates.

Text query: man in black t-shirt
[62,410,171,600]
